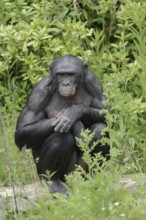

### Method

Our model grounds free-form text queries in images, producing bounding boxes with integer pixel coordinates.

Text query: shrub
[0,0,146,217]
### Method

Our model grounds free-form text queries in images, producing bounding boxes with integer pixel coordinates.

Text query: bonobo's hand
[52,105,84,133]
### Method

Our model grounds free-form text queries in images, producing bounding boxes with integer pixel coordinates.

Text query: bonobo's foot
[48,180,68,195]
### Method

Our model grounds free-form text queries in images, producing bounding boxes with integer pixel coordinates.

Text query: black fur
[15,55,109,193]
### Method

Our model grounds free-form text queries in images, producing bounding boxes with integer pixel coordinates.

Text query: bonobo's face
[50,55,86,98]
[56,72,78,98]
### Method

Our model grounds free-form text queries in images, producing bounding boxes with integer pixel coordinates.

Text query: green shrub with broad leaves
[0,0,146,218]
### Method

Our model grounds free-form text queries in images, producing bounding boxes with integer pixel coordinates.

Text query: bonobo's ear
[83,60,88,73]
[48,63,52,71]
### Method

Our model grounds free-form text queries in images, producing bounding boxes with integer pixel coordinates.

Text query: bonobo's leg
[34,132,75,181]
[64,121,85,175]
[90,123,110,160]
[71,120,85,138]
[66,120,88,173]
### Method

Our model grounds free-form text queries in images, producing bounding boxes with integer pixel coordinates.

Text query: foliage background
[0,0,146,219]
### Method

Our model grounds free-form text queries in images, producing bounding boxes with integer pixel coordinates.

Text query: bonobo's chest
[46,89,92,118]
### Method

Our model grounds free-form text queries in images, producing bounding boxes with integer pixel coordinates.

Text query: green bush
[0,0,146,218]
[16,132,146,220]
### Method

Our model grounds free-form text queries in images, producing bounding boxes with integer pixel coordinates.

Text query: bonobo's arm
[15,76,55,149]
[52,104,105,133]
[84,69,107,109]
[52,70,107,133]
[83,69,107,120]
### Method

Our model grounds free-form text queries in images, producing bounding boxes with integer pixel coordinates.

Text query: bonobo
[15,55,109,193]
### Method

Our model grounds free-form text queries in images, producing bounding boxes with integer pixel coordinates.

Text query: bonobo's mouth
[61,93,74,98]
[59,87,76,98]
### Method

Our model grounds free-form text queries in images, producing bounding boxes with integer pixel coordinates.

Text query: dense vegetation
[0,0,146,219]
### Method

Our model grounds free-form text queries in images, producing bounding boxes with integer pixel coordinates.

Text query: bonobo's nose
[63,81,69,86]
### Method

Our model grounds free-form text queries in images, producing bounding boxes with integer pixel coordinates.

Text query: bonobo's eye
[57,72,65,77]
[56,73,64,79]
[56,72,75,78]
[68,72,75,76]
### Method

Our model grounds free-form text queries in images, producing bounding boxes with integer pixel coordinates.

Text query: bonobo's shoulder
[33,76,53,91]
[29,75,55,98]
[25,76,54,113]
[84,70,103,100]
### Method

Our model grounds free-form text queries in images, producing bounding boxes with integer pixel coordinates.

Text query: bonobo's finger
[64,123,72,133]
[54,120,66,132]
[52,117,61,126]
[54,119,70,133]
[54,123,62,132]
[60,123,70,133]
[64,122,72,133]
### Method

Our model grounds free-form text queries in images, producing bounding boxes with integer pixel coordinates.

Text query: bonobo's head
[49,55,86,98]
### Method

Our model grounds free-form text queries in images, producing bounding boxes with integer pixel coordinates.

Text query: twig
[0,106,19,214]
